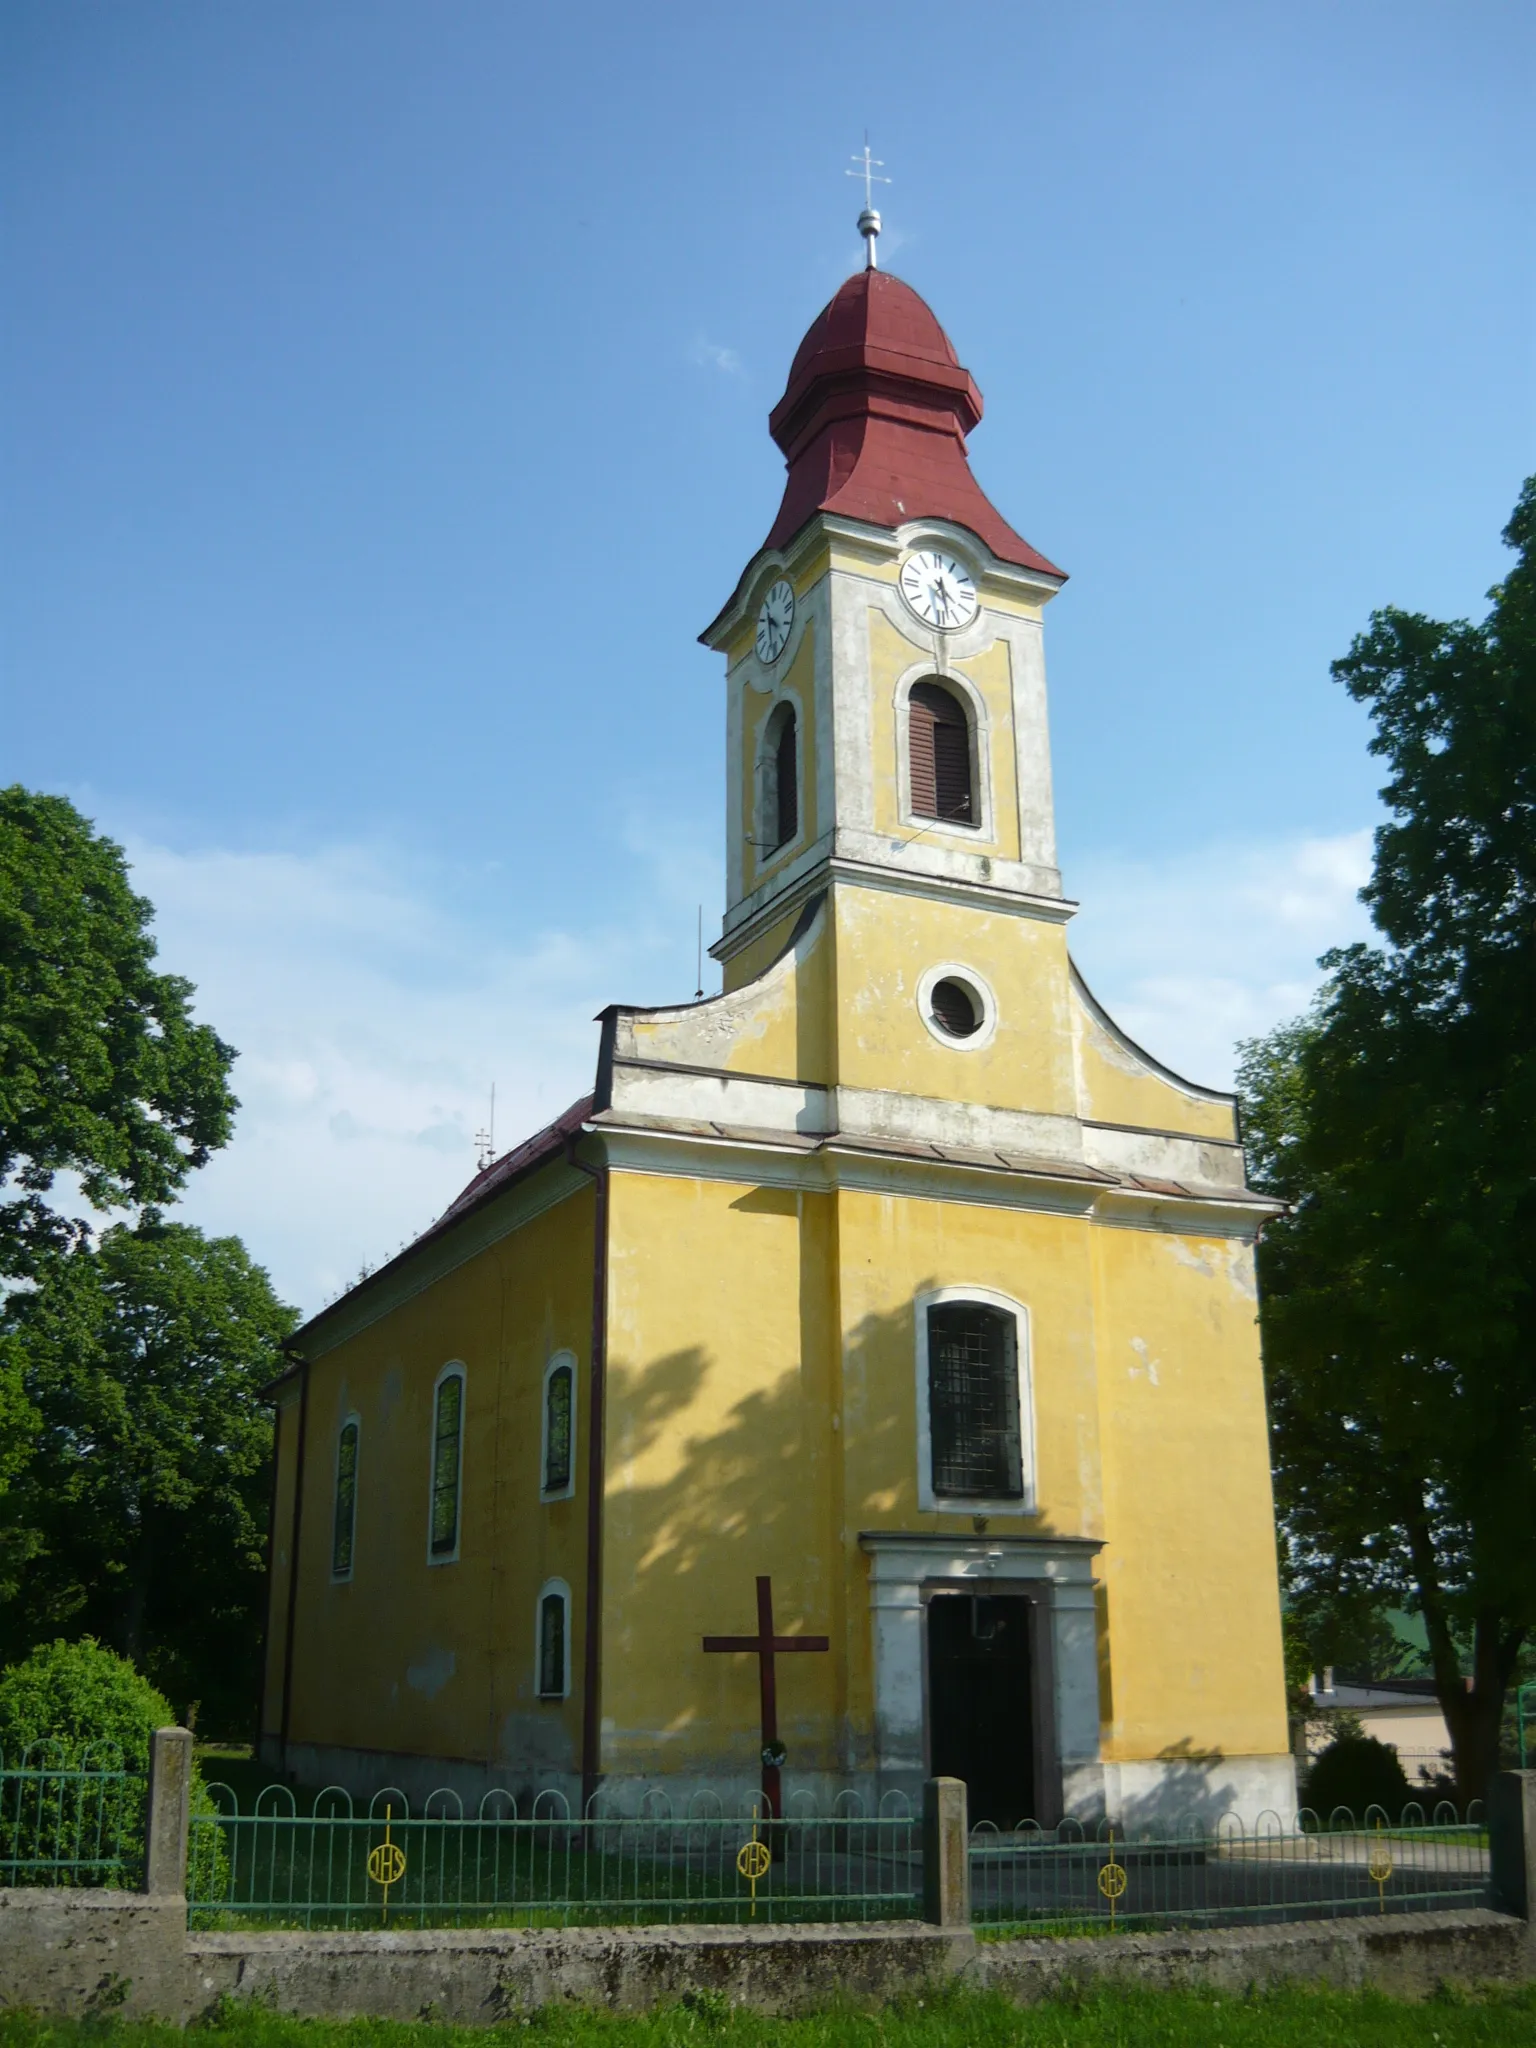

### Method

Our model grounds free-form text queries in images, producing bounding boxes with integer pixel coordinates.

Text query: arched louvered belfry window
[908,681,974,824]
[775,707,798,847]
[761,701,799,852]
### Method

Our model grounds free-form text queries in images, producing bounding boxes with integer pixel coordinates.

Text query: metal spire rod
[846,137,890,269]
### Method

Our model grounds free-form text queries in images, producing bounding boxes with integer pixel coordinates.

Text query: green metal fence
[0,1745,143,1889]
[188,1785,922,1929]
[969,1802,1490,1936]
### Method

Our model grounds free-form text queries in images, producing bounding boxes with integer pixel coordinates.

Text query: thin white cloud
[123,824,719,1318]
[1065,830,1374,1090]
[688,336,744,376]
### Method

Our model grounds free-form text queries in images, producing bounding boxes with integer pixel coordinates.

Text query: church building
[261,215,1294,1830]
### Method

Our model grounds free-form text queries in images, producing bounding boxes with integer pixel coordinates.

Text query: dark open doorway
[927,1591,1036,1828]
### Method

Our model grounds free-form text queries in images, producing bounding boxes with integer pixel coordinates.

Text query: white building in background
[1309,1672,1452,1784]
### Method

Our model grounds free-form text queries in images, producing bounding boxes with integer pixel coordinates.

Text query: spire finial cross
[846,135,890,270]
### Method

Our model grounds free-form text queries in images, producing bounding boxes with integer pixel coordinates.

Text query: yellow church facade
[261,253,1294,1830]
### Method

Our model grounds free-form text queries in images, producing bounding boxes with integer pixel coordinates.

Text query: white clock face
[900,550,978,631]
[755,579,795,663]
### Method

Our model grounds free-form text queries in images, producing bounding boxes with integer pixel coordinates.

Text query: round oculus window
[929,976,982,1039]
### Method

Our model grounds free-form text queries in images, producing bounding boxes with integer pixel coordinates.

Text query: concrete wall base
[975,1907,1530,2004]
[0,1890,189,2022]
[187,1923,968,2021]
[1,1897,1529,2023]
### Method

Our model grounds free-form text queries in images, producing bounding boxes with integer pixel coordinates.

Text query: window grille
[430,1372,463,1558]
[909,682,973,823]
[544,1361,573,1494]
[927,1302,1023,1498]
[774,707,798,848]
[332,1420,359,1579]
[538,1590,567,1698]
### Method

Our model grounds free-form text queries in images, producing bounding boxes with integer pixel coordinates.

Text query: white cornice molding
[858,1532,1103,1586]
[702,514,1065,648]
[714,854,1076,963]
[586,1118,1271,1236]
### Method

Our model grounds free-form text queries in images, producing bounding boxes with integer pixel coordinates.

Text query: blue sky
[4,1,1531,1310]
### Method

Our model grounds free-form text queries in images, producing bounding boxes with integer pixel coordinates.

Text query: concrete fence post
[143,1725,194,1897]
[1489,1770,1536,1933]
[922,1775,970,1928]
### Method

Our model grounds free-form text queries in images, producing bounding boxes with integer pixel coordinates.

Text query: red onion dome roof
[760,270,1063,581]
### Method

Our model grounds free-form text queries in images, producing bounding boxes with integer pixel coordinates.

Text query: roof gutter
[565,1133,610,1816]
[276,1347,311,1773]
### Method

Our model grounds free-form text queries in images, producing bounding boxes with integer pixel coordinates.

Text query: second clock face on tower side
[900,550,978,631]
[755,579,795,663]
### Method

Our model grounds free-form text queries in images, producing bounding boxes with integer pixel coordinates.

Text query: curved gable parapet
[1068,960,1238,1144]
[596,894,833,1140]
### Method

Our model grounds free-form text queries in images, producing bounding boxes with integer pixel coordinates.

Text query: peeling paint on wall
[1129,1337,1161,1388]
[406,1648,457,1700]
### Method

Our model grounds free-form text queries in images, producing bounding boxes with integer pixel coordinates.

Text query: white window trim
[427,1361,467,1567]
[752,688,807,871]
[535,1577,573,1700]
[893,663,993,840]
[539,1350,578,1503]
[916,962,999,1051]
[331,1412,361,1584]
[915,1287,1037,1516]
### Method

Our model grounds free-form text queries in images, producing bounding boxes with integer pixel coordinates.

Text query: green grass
[4,1985,1536,2047]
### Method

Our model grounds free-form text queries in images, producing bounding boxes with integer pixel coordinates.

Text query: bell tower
[701,244,1071,996]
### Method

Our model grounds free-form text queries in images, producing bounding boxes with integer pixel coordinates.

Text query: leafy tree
[1240,478,1536,1803]
[0,1221,297,1736]
[0,786,237,1280]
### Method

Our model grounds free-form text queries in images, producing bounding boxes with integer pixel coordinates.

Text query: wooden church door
[927,1591,1037,1828]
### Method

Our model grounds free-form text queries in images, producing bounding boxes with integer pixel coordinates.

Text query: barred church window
[537,1583,570,1698]
[927,1302,1024,1499]
[909,681,973,823]
[761,701,798,852]
[332,1419,359,1581]
[542,1353,576,1499]
[429,1367,465,1560]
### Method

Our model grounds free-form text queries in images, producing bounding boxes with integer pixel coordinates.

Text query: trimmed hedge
[0,1637,226,1893]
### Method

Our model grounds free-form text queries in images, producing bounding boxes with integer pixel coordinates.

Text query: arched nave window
[541,1352,577,1501]
[536,1580,572,1699]
[331,1417,359,1581]
[429,1364,466,1563]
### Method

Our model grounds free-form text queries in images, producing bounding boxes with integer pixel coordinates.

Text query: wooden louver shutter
[775,710,798,848]
[909,683,973,823]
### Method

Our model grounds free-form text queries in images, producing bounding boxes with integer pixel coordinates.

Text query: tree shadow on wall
[600,1267,1068,1791]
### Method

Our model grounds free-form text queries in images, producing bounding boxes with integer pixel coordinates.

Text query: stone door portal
[927,1590,1036,1827]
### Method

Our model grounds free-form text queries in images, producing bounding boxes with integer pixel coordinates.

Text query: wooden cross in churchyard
[703,1575,829,1820]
